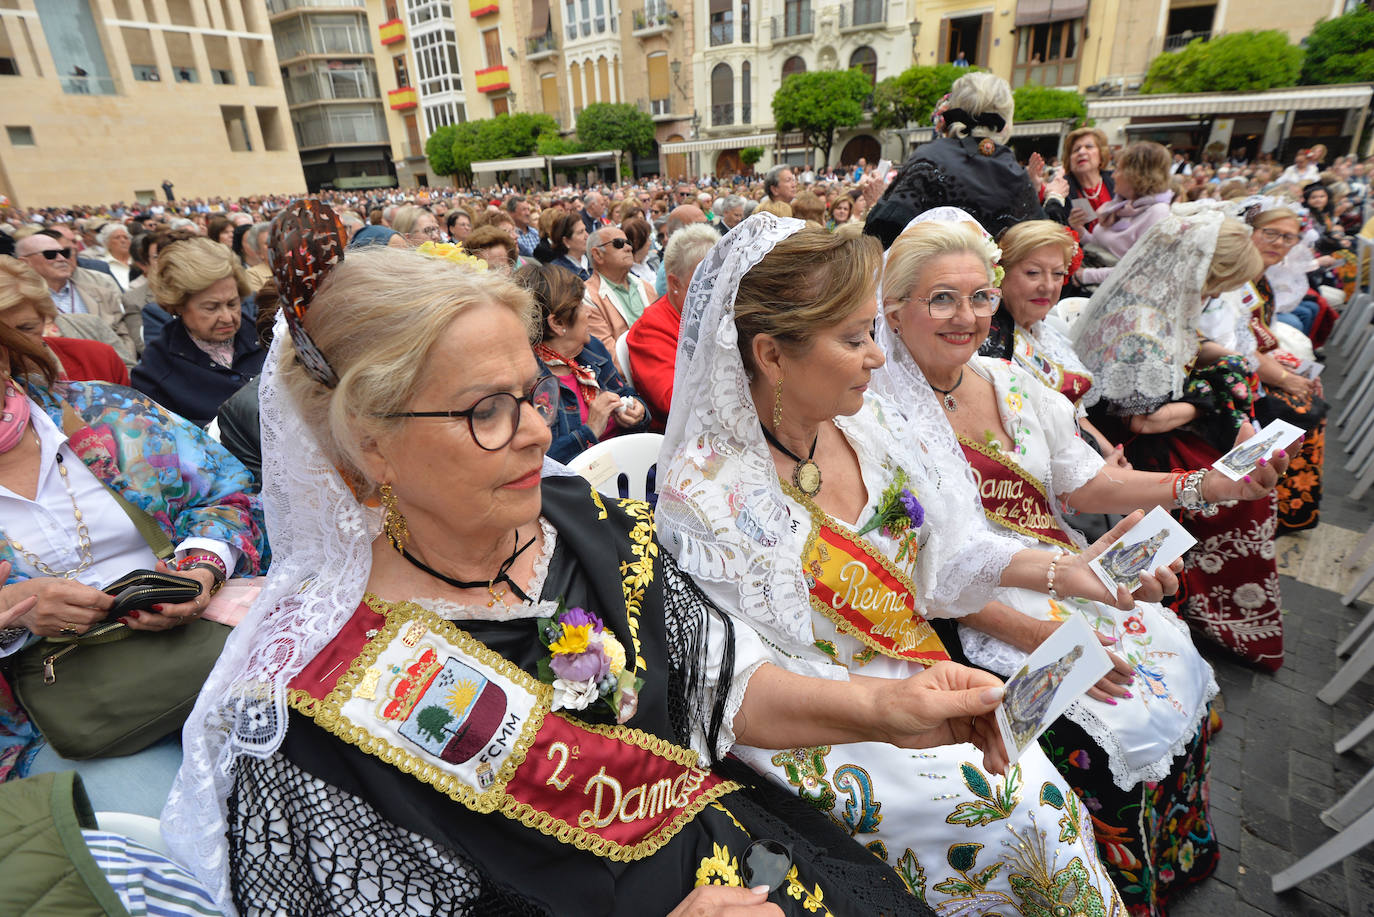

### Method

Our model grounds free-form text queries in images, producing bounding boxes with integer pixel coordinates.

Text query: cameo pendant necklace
[761,424,823,497]
[930,368,966,413]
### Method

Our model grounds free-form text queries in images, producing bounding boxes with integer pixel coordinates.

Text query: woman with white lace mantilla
[165,202,1035,917]
[873,209,1286,914]
[657,214,1197,915]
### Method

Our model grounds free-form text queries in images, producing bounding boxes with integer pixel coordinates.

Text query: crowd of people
[0,69,1360,916]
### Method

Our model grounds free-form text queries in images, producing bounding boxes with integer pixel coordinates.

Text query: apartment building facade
[0,0,303,207]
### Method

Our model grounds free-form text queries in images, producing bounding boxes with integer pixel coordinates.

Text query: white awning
[1009,119,1073,137]
[1124,119,1206,132]
[470,155,546,173]
[660,132,775,154]
[549,150,620,165]
[1088,84,1373,119]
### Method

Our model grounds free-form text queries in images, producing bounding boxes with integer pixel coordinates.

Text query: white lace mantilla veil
[1069,202,1226,415]
[869,207,1022,613]
[162,312,577,911]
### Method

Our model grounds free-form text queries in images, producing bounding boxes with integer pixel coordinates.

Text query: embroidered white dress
[692,397,1126,917]
[956,358,1218,790]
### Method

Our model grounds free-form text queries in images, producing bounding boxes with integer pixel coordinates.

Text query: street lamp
[690,110,702,179]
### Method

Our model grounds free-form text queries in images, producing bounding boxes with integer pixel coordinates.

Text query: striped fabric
[82,830,222,916]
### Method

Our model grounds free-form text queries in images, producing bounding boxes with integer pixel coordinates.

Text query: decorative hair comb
[269,200,345,388]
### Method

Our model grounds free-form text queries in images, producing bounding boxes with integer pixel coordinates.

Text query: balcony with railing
[633,1,672,36]
[61,74,117,95]
[839,0,885,30]
[709,21,734,46]
[772,10,813,42]
[741,102,750,123]
[527,30,558,60]
[266,0,365,14]
[475,65,510,93]
[285,67,380,105]
[712,102,734,126]
[1163,30,1210,52]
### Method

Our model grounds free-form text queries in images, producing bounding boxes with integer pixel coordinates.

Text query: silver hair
[721,195,745,214]
[245,221,271,253]
[586,226,613,252]
[168,217,197,232]
[96,222,130,247]
[664,224,719,281]
[944,72,1014,144]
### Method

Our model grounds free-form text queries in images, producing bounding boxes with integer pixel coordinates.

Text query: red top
[625,293,681,433]
[47,336,130,386]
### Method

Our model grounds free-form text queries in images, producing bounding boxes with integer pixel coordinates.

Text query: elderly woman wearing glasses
[517,263,647,463]
[391,205,443,247]
[169,203,1008,915]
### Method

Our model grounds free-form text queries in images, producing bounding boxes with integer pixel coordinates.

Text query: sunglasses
[596,237,630,250]
[30,248,74,261]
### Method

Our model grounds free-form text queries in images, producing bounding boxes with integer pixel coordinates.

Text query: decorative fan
[269,200,345,388]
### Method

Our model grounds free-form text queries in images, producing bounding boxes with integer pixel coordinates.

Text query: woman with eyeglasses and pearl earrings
[875,208,1284,914]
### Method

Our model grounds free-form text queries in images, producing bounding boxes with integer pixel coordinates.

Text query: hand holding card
[1213,419,1303,482]
[1088,506,1197,595]
[995,615,1112,763]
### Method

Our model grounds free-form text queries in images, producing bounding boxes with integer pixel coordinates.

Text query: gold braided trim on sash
[781,480,942,663]
[289,595,735,862]
[956,434,1079,553]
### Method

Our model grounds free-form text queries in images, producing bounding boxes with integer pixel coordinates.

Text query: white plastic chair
[1273,775,1374,893]
[566,433,663,501]
[615,332,633,388]
[95,811,172,857]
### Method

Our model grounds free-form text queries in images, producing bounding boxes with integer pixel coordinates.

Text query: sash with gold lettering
[1013,327,1095,408]
[289,597,737,862]
[785,483,949,666]
[958,435,1078,552]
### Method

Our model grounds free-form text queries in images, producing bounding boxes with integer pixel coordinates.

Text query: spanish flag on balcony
[474,65,510,93]
[469,0,499,16]
[379,19,404,45]
[388,86,418,110]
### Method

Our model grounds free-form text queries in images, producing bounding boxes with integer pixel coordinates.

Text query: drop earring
[380,482,409,553]
[773,378,784,430]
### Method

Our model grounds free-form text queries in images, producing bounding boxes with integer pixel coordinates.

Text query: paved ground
[1169,341,1374,916]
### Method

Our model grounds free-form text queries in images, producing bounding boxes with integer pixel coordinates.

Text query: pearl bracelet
[1047,550,1066,600]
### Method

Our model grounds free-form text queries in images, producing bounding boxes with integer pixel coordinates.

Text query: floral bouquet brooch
[856,468,924,563]
[538,602,643,723]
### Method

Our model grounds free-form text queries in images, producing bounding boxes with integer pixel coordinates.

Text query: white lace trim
[1071,203,1228,414]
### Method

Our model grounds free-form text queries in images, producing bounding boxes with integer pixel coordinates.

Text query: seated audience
[391,205,443,247]
[548,212,591,281]
[132,237,266,426]
[519,263,647,462]
[1073,142,1174,286]
[461,225,516,272]
[583,225,656,367]
[96,223,133,290]
[1038,126,1115,230]
[14,231,135,366]
[625,224,718,427]
[0,257,129,385]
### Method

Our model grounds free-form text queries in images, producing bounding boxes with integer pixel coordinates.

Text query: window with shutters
[647,51,670,116]
[711,62,733,126]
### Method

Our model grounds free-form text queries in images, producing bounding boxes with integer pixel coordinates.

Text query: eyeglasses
[595,237,630,250]
[1257,227,1301,247]
[416,225,442,238]
[382,375,559,451]
[910,288,1002,319]
[29,248,73,261]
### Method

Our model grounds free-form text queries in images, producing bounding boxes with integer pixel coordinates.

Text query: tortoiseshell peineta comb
[269,199,345,388]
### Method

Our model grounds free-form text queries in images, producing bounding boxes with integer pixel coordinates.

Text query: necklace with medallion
[761,424,823,497]
[929,368,966,413]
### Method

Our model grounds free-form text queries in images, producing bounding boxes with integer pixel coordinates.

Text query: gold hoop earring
[773,378,784,430]
[380,483,409,553]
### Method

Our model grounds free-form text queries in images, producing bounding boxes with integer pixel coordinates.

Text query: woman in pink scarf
[1072,141,1175,287]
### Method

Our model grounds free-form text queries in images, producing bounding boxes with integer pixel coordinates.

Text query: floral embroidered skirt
[1128,431,1284,672]
[1041,709,1217,917]
[1256,388,1326,534]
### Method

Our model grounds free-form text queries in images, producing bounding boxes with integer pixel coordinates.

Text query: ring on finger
[60,623,78,635]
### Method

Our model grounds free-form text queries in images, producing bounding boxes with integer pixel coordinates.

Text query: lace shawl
[1070,204,1226,416]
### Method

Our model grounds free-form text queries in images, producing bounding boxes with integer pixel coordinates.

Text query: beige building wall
[0,0,303,208]
[367,0,427,186]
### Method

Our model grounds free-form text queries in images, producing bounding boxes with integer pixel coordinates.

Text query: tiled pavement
[1169,343,1374,916]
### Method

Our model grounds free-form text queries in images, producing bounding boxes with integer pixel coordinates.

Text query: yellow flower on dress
[601,632,627,676]
[549,623,593,655]
[695,843,741,886]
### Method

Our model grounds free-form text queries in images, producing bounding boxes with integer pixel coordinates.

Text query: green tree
[740,146,765,170]
[1012,85,1086,125]
[425,124,461,182]
[872,64,969,131]
[575,102,656,157]
[1142,30,1302,93]
[415,706,453,743]
[772,68,872,167]
[1301,6,1374,85]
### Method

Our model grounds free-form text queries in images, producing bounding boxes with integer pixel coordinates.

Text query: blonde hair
[1061,127,1111,171]
[1203,218,1264,297]
[882,221,994,309]
[997,220,1076,272]
[753,199,793,219]
[789,191,826,223]
[1114,141,1172,198]
[0,255,58,321]
[280,246,537,498]
[148,236,250,314]
[1250,207,1301,231]
[944,72,1014,143]
[390,205,432,237]
[734,223,880,375]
